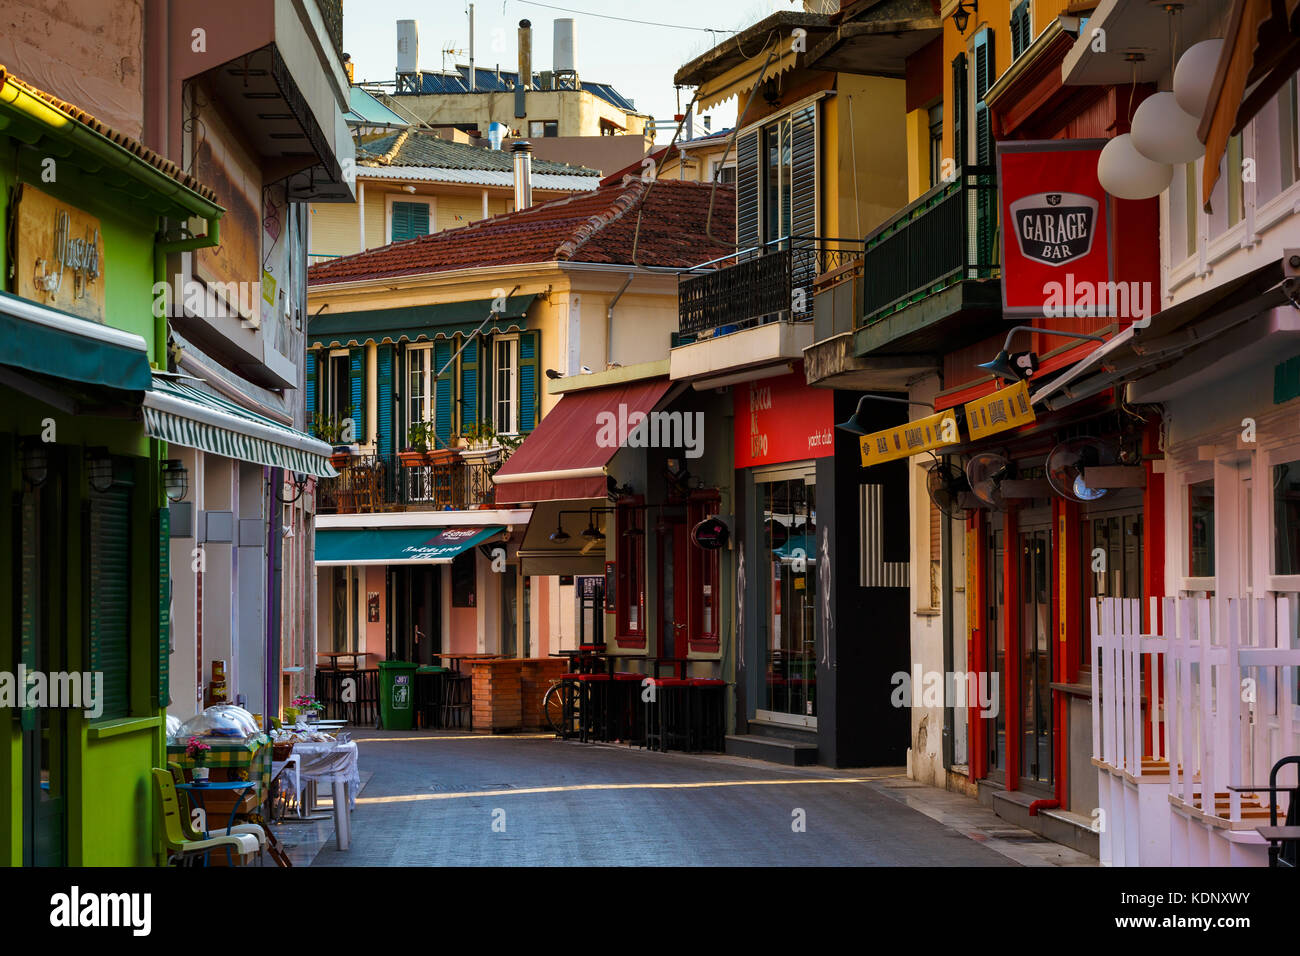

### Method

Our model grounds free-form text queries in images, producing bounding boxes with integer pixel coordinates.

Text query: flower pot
[191,766,210,786]
[398,450,428,468]
[427,448,459,466]
[329,451,352,470]
[284,706,299,723]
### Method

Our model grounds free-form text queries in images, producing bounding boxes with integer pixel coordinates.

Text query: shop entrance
[389,565,440,664]
[985,522,1006,781]
[1019,520,1053,788]
[757,468,817,723]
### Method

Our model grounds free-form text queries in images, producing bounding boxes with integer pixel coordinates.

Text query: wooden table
[318,651,371,669]
[440,652,502,673]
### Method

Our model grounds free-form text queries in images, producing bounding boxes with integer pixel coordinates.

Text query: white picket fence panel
[1093,595,1300,828]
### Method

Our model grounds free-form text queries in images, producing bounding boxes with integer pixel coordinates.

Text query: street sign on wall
[733,367,835,469]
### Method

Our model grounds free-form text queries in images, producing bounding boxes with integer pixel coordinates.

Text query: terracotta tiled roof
[358,129,599,178]
[0,66,220,204]
[308,179,736,285]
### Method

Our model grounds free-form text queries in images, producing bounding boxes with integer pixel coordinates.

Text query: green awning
[0,290,153,391]
[315,525,505,566]
[143,374,339,477]
[308,294,535,348]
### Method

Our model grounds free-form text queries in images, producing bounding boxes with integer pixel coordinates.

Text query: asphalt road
[307,731,1018,866]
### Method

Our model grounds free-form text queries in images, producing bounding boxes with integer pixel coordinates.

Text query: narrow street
[288,732,1093,867]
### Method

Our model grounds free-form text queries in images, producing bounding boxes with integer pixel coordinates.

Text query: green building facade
[0,70,222,865]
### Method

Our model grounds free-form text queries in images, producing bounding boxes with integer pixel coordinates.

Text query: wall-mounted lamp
[549,520,571,542]
[953,0,977,34]
[161,458,190,502]
[20,438,49,488]
[581,510,606,541]
[835,394,937,436]
[276,471,309,504]
[85,447,114,493]
[978,326,1105,385]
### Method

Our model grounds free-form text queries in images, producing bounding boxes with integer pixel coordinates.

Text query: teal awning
[143,374,338,477]
[0,289,152,392]
[308,294,535,348]
[315,525,505,566]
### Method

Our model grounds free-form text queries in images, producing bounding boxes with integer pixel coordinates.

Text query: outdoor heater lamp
[835,394,937,436]
[978,326,1106,385]
[161,459,189,503]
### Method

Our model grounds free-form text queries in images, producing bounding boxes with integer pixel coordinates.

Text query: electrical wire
[512,0,736,34]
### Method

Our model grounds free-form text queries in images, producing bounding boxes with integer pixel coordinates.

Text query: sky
[342,0,797,141]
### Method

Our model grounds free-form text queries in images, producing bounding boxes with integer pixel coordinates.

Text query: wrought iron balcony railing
[859,165,1000,328]
[676,236,865,344]
[318,450,502,515]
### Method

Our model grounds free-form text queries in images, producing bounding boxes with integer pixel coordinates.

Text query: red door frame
[655,516,689,664]
[1003,506,1021,791]
[968,510,989,781]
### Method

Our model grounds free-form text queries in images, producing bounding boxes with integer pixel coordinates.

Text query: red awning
[493,377,674,504]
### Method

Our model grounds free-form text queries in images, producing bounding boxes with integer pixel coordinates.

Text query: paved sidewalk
[295,730,1093,867]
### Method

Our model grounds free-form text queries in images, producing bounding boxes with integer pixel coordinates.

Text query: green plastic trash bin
[378,660,419,730]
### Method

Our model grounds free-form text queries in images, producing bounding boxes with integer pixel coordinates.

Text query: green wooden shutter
[952,53,967,170]
[391,201,431,241]
[518,331,539,433]
[88,483,131,721]
[376,344,395,460]
[155,507,170,708]
[433,339,454,449]
[973,29,994,167]
[17,492,38,730]
[349,348,366,443]
[305,350,319,432]
[736,129,760,251]
[460,337,479,433]
[1011,2,1030,59]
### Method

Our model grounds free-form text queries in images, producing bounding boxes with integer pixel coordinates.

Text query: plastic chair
[167,762,268,863]
[153,769,258,866]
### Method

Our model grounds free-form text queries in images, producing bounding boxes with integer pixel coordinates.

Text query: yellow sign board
[963,380,1036,441]
[858,410,961,467]
[16,185,106,324]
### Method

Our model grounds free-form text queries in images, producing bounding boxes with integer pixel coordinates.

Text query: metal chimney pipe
[512,141,533,210]
[517,19,532,90]
[468,3,475,91]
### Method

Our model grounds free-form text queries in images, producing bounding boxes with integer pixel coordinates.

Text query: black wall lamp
[85,447,115,493]
[276,471,310,504]
[835,394,937,436]
[550,508,613,542]
[953,0,978,34]
[978,326,1105,384]
[20,438,49,489]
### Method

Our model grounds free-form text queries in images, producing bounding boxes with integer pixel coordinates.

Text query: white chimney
[512,141,533,210]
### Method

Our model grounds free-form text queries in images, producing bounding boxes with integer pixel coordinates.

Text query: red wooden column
[1142,418,1166,757]
[1004,506,1020,790]
[968,510,988,780]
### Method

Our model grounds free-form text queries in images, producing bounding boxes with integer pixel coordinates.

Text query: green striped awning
[143,375,338,477]
[308,294,535,348]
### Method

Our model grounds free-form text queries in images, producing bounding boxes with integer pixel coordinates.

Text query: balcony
[852,166,1003,358]
[318,449,503,514]
[315,0,344,61]
[671,237,864,383]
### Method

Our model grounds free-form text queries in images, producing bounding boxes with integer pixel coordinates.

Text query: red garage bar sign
[997,139,1116,320]
[733,366,835,469]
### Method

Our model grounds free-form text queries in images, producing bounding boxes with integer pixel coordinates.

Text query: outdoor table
[294,739,360,850]
[440,652,502,674]
[177,780,261,840]
[167,734,271,813]
[318,651,371,669]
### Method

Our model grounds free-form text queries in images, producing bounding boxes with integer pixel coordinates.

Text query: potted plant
[291,694,325,725]
[400,421,432,467]
[186,736,212,786]
[314,411,355,469]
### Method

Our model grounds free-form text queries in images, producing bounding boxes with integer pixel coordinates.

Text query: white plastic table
[293,740,359,850]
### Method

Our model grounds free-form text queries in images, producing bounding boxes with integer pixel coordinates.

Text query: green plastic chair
[153,769,258,866]
[167,762,267,859]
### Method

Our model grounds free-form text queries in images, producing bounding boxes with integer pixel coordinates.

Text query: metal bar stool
[689,678,727,752]
[441,672,472,729]
[574,673,612,742]
[612,672,645,745]
[643,677,691,752]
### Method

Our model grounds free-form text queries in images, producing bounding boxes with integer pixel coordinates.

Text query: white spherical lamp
[1173,39,1224,118]
[1131,91,1205,164]
[1097,133,1174,200]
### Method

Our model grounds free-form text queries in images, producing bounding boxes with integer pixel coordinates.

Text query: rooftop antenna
[468,3,476,90]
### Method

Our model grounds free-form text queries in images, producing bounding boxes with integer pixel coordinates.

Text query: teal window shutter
[952,53,967,169]
[460,337,479,431]
[88,482,132,721]
[349,348,366,442]
[433,339,454,448]
[392,201,431,241]
[518,331,539,433]
[376,344,395,458]
[305,351,319,433]
[1011,2,1031,59]
[736,130,760,251]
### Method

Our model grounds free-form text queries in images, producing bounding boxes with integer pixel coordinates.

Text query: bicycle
[541,676,578,737]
